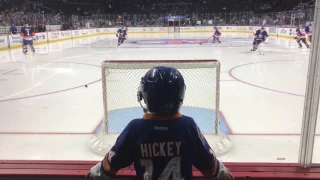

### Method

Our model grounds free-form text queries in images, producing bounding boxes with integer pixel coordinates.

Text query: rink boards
[0,25,299,50]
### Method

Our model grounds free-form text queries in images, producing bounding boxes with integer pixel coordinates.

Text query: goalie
[86,66,234,180]
[20,24,35,54]
[116,26,127,47]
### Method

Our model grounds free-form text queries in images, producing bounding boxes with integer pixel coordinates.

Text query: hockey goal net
[89,60,232,156]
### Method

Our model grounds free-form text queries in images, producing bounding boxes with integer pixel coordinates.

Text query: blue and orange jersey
[214,29,221,36]
[101,113,221,179]
[305,25,312,35]
[20,27,35,39]
[296,29,307,38]
[254,29,268,41]
[116,28,127,38]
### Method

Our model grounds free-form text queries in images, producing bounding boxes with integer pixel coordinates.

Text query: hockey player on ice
[213,26,221,43]
[86,66,234,180]
[295,27,310,49]
[20,24,36,54]
[251,27,268,51]
[305,23,312,43]
[116,26,127,47]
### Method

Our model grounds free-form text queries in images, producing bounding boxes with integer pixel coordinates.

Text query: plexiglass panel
[0,3,317,177]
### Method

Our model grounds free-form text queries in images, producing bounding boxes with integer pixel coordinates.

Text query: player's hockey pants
[253,39,263,45]
[23,39,35,51]
[23,39,34,46]
[297,38,310,48]
[297,38,307,44]
[118,37,125,44]
[213,35,221,41]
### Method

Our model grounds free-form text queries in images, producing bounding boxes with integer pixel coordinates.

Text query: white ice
[0,32,319,163]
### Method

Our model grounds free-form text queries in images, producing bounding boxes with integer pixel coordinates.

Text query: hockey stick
[199,36,212,45]
[124,36,137,44]
[257,46,261,55]
[126,40,137,43]
[123,28,137,44]
[257,46,264,55]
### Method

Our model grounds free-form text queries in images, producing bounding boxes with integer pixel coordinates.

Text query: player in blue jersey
[116,26,127,47]
[213,26,221,43]
[86,66,234,180]
[295,28,310,49]
[251,27,268,51]
[305,23,312,43]
[20,24,35,54]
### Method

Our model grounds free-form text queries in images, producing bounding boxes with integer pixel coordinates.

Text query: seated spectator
[39,24,46,32]
[9,24,18,34]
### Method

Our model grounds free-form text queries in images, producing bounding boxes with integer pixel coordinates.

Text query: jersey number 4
[141,157,184,180]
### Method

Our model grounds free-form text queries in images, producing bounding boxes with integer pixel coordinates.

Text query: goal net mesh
[89,60,232,156]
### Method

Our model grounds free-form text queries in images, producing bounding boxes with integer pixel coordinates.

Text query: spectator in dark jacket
[39,24,46,32]
[9,24,18,34]
[62,22,69,30]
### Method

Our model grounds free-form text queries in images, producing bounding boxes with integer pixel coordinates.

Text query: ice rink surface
[0,32,319,163]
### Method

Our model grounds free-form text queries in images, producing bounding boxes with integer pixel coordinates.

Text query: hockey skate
[251,48,257,51]
[31,45,36,53]
[23,50,28,54]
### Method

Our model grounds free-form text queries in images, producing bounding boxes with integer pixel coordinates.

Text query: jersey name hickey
[140,141,181,158]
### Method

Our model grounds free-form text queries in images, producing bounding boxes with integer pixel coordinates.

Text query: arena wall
[0,26,299,50]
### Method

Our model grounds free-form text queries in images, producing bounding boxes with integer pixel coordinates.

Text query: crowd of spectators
[0,0,316,33]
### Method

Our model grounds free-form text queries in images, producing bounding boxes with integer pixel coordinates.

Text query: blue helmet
[137,66,186,115]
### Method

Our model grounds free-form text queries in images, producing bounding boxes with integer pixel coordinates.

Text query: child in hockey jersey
[116,27,127,47]
[20,24,36,54]
[86,66,234,180]
[251,27,268,51]
[213,26,221,43]
[295,28,310,49]
[305,24,312,43]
